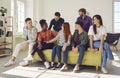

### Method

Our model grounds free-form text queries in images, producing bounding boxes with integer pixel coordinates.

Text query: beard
[80,14,84,19]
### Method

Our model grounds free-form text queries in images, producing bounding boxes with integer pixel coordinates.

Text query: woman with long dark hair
[88,15,114,73]
[47,22,71,69]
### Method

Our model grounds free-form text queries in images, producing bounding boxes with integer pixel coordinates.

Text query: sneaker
[51,66,56,70]
[4,60,15,67]
[50,62,54,68]
[101,67,108,74]
[19,60,32,66]
[60,65,68,71]
[73,65,79,73]
[23,55,33,61]
[19,61,29,66]
[56,62,61,68]
[44,62,50,69]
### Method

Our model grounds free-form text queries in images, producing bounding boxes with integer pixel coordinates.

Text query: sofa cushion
[33,48,102,67]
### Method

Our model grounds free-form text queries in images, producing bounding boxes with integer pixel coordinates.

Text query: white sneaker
[101,67,108,74]
[60,65,68,71]
[44,62,50,69]
[51,62,54,67]
[23,55,33,61]
[73,65,79,73]
[56,62,61,68]
[4,60,15,67]
[19,61,30,66]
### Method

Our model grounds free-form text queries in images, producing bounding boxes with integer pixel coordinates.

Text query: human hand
[99,46,103,52]
[73,47,78,53]
[62,45,66,52]
[91,48,95,53]
[37,44,42,49]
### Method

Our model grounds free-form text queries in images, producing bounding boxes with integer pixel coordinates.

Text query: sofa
[33,48,102,71]
[15,35,102,71]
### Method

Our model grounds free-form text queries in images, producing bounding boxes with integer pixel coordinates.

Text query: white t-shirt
[88,25,106,41]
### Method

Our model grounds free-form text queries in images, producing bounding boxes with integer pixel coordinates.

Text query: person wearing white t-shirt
[88,15,114,74]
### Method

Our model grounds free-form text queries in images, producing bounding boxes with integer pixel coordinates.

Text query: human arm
[62,35,71,52]
[47,33,59,43]
[88,26,95,53]
[76,32,89,48]
[99,27,106,52]
[89,35,95,53]
[37,32,43,49]
[23,26,28,40]
[48,19,53,30]
[27,27,38,43]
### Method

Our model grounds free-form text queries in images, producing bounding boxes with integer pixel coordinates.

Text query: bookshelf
[0,16,13,56]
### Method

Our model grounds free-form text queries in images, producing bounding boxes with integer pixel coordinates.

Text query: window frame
[11,0,25,35]
[17,0,25,33]
[113,0,120,33]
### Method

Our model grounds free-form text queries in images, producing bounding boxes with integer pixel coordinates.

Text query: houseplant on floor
[0,7,7,16]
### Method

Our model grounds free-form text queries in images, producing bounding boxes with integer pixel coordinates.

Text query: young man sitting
[19,19,57,69]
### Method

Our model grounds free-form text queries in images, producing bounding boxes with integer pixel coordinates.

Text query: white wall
[33,0,45,31]
[0,0,11,16]
[25,0,33,18]
[33,0,113,33]
[0,0,114,33]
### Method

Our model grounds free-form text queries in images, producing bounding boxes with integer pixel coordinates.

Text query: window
[17,0,25,33]
[114,1,120,33]
[11,0,25,34]
[11,0,14,16]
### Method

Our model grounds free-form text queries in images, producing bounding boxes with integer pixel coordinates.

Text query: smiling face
[93,17,99,25]
[92,15,103,27]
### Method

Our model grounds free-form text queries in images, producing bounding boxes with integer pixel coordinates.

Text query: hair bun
[39,19,46,26]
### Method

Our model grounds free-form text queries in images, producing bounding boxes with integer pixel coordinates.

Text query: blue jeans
[63,45,86,65]
[93,41,114,67]
[62,46,72,63]
[52,45,63,62]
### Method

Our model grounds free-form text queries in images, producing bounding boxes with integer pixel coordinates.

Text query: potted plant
[0,7,7,16]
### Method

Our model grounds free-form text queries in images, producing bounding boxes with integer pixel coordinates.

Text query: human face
[42,24,48,31]
[26,20,32,28]
[55,16,60,21]
[93,17,99,25]
[79,11,84,18]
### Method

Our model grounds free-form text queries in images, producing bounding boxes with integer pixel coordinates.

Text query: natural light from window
[114,1,120,33]
[17,0,25,33]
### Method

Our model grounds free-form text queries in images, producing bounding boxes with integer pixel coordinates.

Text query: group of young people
[4,8,114,74]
